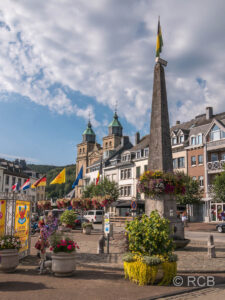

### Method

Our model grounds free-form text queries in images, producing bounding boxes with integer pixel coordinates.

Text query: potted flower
[0,235,21,273]
[59,210,77,230]
[50,233,79,276]
[124,211,178,285]
[82,222,93,235]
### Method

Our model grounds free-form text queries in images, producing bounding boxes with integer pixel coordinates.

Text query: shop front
[210,203,225,222]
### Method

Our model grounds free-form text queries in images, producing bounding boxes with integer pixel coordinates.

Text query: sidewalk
[1,232,225,300]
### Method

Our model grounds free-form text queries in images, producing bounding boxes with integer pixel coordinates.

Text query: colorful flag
[156,17,163,57]
[50,168,66,185]
[96,171,100,185]
[12,182,19,192]
[33,175,47,188]
[72,166,83,188]
[21,179,31,191]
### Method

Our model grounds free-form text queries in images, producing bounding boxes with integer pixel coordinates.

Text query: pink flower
[67,245,72,250]
[50,247,53,251]
[57,244,60,248]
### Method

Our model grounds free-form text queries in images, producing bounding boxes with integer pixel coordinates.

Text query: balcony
[207,160,225,173]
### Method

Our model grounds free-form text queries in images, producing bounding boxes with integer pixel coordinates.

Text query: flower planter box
[83,226,92,235]
[51,252,76,277]
[124,261,177,286]
[0,249,19,273]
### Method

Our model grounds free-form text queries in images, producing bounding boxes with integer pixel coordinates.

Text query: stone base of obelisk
[145,195,184,240]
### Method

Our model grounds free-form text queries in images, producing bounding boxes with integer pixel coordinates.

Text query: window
[180,135,184,143]
[222,152,225,161]
[5,176,9,185]
[197,134,202,144]
[198,155,203,164]
[178,157,185,168]
[83,148,85,153]
[136,166,141,178]
[192,176,197,181]
[12,177,16,185]
[210,124,225,141]
[191,136,196,145]
[172,137,177,145]
[121,168,131,179]
[128,169,131,179]
[144,149,149,157]
[124,186,127,196]
[18,178,21,186]
[120,187,124,196]
[88,211,94,215]
[191,156,196,166]
[96,211,103,215]
[144,165,148,172]
[199,176,204,187]
[211,153,218,162]
[109,141,112,147]
[5,188,9,193]
[136,151,141,159]
[127,186,131,196]
[173,159,178,169]
[105,142,108,148]
[121,170,124,180]
[79,148,82,154]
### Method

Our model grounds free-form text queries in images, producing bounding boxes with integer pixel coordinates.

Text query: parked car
[83,210,104,223]
[216,223,225,233]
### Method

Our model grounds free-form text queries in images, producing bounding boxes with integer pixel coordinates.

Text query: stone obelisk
[145,57,184,239]
[148,60,173,172]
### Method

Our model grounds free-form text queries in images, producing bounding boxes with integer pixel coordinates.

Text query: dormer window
[144,148,149,157]
[136,151,141,159]
[172,137,177,145]
[197,134,202,144]
[209,124,225,141]
[180,135,184,143]
[191,136,196,145]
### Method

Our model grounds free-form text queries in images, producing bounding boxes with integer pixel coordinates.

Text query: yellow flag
[50,168,66,185]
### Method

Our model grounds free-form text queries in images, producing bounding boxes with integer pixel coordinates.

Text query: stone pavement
[29,230,225,272]
[158,284,225,300]
[1,229,225,300]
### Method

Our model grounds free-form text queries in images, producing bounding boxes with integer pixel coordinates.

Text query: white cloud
[0,0,225,132]
[0,152,39,163]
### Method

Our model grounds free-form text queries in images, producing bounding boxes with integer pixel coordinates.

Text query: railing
[207,160,225,171]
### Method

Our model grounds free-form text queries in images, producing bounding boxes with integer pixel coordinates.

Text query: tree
[82,177,119,200]
[212,171,225,202]
[176,173,203,205]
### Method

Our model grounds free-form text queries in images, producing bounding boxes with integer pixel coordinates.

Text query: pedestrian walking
[35,220,49,274]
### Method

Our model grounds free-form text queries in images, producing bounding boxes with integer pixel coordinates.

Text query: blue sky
[0,0,225,165]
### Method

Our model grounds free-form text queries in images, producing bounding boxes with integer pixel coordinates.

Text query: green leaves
[125,211,174,257]
[212,171,225,202]
[60,210,77,226]
[82,177,119,200]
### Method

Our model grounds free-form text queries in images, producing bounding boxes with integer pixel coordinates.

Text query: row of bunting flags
[11,165,100,192]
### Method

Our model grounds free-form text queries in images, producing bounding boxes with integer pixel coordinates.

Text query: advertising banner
[0,200,6,236]
[14,201,30,252]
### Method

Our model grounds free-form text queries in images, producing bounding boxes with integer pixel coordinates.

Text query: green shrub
[125,211,174,257]
[60,210,77,226]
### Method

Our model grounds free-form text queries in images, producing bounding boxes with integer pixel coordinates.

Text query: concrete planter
[51,252,76,277]
[83,226,92,235]
[0,249,19,273]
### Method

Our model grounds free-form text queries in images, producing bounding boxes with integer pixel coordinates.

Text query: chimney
[135,132,140,145]
[206,107,213,120]
[176,121,180,125]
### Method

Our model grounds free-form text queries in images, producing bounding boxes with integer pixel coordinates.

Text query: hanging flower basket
[138,171,186,197]
[37,201,51,210]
